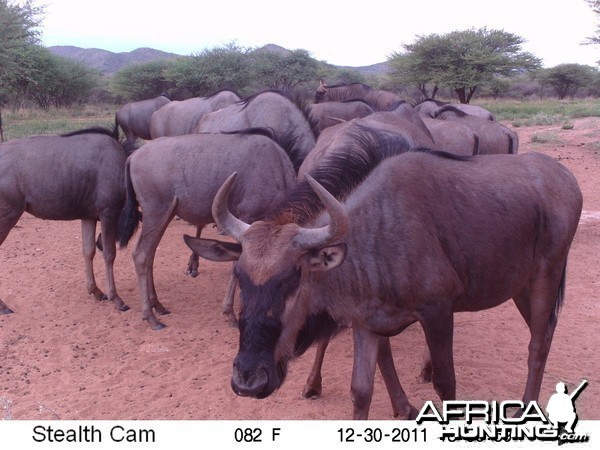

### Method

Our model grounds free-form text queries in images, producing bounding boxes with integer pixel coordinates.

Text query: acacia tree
[165,43,251,97]
[112,60,173,101]
[585,0,600,45]
[249,48,319,91]
[0,0,43,137]
[389,28,541,103]
[537,63,597,99]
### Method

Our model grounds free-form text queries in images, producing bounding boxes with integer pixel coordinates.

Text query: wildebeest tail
[117,159,141,248]
[508,133,518,154]
[551,260,568,327]
[472,134,480,156]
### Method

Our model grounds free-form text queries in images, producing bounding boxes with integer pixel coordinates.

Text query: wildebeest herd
[0,81,583,419]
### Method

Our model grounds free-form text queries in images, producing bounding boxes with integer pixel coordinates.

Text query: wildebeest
[117,129,298,330]
[415,98,496,121]
[149,90,241,138]
[308,99,374,133]
[194,90,317,166]
[0,127,130,315]
[422,117,480,156]
[315,80,401,111]
[186,90,317,278]
[435,105,518,154]
[115,93,171,145]
[186,127,582,419]
[299,101,434,179]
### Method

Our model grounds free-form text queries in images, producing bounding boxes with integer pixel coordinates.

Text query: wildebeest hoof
[302,386,322,400]
[186,269,199,278]
[146,317,167,330]
[118,304,131,312]
[418,370,432,384]
[90,289,108,301]
[154,304,171,315]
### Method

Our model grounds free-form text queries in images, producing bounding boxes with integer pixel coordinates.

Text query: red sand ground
[1,117,599,420]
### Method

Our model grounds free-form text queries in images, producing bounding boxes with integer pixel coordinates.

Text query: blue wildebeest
[434,105,518,154]
[299,101,434,180]
[415,98,496,121]
[422,117,480,156]
[115,93,171,146]
[0,127,131,315]
[315,80,401,111]
[117,129,298,330]
[185,127,582,419]
[149,90,241,138]
[308,99,374,133]
[195,90,317,167]
[185,90,317,278]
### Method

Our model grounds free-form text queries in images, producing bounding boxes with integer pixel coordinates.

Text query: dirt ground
[1,117,599,421]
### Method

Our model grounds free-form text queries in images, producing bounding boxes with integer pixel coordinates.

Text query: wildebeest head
[184,173,348,398]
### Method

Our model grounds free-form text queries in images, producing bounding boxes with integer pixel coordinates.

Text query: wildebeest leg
[512,269,563,405]
[132,200,177,330]
[99,216,129,312]
[0,211,22,314]
[302,337,330,399]
[350,326,380,419]
[223,263,239,327]
[147,264,170,316]
[186,225,203,277]
[81,220,107,301]
[377,337,419,419]
[419,305,456,401]
[418,346,432,383]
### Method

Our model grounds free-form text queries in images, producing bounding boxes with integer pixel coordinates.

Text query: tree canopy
[537,63,598,99]
[388,27,541,103]
[585,0,600,45]
[0,0,44,105]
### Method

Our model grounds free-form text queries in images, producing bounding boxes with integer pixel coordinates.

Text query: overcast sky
[40,0,599,68]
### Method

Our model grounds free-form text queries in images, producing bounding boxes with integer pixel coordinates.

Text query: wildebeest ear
[183,235,241,262]
[306,244,347,272]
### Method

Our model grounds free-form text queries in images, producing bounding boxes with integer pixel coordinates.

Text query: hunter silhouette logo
[546,379,589,444]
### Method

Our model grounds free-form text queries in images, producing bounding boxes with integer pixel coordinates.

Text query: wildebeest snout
[231,357,270,399]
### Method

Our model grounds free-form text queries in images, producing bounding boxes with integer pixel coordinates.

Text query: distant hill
[48,44,388,76]
[256,44,389,75]
[48,46,181,75]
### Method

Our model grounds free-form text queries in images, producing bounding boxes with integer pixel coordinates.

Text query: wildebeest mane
[61,125,119,141]
[61,125,138,155]
[340,98,374,107]
[386,99,408,111]
[222,127,277,140]
[415,98,448,107]
[273,125,412,225]
[434,105,469,118]
[205,88,240,99]
[238,89,291,109]
[324,82,372,92]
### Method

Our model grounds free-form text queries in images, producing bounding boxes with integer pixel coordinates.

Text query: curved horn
[212,172,250,240]
[317,79,327,93]
[294,174,349,249]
